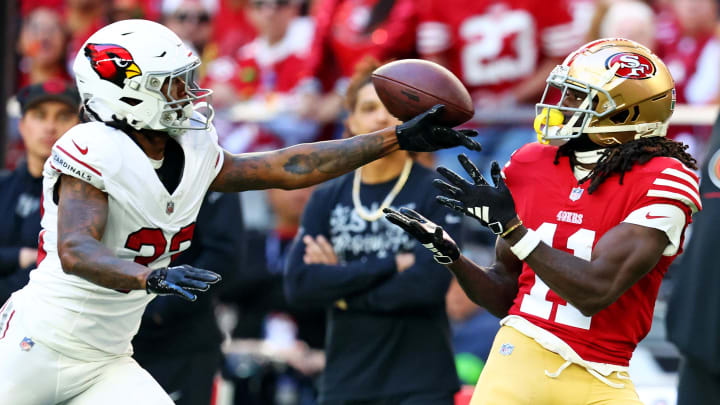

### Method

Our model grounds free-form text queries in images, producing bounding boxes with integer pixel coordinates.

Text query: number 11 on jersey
[519,222,596,330]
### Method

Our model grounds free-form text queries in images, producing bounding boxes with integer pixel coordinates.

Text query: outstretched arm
[211,129,395,192]
[209,106,480,192]
[384,207,522,317]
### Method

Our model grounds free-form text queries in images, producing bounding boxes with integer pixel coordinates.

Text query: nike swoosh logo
[646,213,669,220]
[72,140,88,155]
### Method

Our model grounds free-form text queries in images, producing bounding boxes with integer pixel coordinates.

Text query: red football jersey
[304,0,419,89]
[504,143,700,366]
[417,0,578,98]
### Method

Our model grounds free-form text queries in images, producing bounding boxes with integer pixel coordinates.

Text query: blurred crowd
[2,0,720,404]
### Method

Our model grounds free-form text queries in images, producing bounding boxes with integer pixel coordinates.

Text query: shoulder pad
[48,123,123,191]
[508,142,557,164]
[641,157,701,214]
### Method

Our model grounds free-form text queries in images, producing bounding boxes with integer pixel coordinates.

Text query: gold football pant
[470,326,643,405]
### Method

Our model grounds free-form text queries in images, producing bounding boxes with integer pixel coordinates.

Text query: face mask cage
[145,59,214,133]
[535,65,618,141]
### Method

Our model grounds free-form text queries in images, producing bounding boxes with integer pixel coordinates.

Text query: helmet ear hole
[120,97,143,106]
[609,109,630,124]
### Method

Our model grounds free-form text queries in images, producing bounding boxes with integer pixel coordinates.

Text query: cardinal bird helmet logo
[84,43,142,88]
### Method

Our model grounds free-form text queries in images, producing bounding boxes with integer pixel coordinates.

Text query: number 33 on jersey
[503,143,700,366]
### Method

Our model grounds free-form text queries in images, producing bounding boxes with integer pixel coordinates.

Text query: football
[371,59,474,127]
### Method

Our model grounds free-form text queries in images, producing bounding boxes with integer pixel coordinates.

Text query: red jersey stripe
[56,145,102,176]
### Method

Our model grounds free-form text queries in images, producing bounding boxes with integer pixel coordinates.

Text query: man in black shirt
[284,60,460,404]
[0,80,79,304]
[666,114,720,405]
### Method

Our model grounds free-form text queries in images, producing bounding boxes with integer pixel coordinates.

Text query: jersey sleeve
[180,119,225,181]
[206,123,225,179]
[48,123,122,192]
[623,203,687,256]
[623,160,702,256]
[501,142,550,189]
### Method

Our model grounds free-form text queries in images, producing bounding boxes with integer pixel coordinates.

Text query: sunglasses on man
[174,11,211,24]
[250,0,294,9]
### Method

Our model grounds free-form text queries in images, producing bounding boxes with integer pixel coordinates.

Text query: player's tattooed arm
[446,237,523,318]
[210,129,398,192]
[57,175,151,290]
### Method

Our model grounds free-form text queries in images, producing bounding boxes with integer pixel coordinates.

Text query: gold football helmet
[535,38,675,146]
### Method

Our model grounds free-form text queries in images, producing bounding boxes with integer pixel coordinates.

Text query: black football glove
[146,265,221,302]
[395,104,481,152]
[434,154,518,235]
[383,207,460,264]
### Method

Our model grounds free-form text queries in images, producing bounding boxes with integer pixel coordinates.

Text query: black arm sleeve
[283,187,397,307]
[344,202,461,313]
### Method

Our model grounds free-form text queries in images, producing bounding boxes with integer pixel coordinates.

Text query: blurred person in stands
[665,114,720,405]
[65,0,108,57]
[8,7,72,169]
[211,0,257,57]
[656,0,720,158]
[133,191,244,405]
[298,0,419,125]
[284,59,462,405]
[417,0,581,180]
[163,0,219,67]
[109,0,150,22]
[204,0,318,152]
[17,7,71,89]
[0,80,79,306]
[446,278,500,386]
[222,187,325,405]
[585,1,656,50]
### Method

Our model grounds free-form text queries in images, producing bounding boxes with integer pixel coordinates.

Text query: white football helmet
[73,19,213,135]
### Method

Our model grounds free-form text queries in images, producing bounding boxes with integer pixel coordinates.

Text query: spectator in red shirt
[298,0,420,124]
[416,0,580,182]
[211,0,257,57]
[163,0,218,60]
[204,0,318,152]
[65,0,108,59]
[656,0,720,160]
[17,7,71,89]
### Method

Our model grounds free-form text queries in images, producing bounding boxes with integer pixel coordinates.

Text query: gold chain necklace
[352,158,413,222]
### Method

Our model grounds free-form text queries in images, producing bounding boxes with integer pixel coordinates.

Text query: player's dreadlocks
[554,136,698,194]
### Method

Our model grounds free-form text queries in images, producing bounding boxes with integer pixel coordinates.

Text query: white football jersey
[13,120,224,360]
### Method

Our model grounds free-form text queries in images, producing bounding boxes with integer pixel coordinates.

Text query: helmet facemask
[535,64,623,143]
[144,60,214,135]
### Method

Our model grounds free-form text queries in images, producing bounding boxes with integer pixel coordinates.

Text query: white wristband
[510,229,541,261]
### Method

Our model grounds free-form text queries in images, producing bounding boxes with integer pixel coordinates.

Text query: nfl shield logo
[166,201,174,215]
[499,343,514,356]
[19,337,35,351]
[569,187,584,202]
